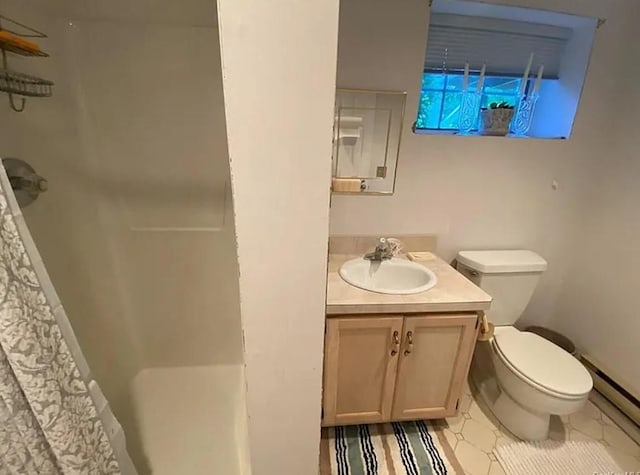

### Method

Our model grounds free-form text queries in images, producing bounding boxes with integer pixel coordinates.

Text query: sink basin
[339,257,438,295]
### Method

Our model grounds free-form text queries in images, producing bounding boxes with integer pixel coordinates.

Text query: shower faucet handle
[11,174,47,194]
[2,157,48,208]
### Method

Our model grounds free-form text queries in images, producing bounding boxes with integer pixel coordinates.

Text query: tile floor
[438,378,640,475]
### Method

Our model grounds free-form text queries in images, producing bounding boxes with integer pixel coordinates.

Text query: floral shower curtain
[0,166,120,474]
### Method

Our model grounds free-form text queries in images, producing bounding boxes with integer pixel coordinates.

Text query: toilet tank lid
[457,250,548,274]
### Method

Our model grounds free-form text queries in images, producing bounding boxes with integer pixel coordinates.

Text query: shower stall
[0,0,249,473]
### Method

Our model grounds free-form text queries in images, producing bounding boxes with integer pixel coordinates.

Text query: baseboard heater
[581,354,640,427]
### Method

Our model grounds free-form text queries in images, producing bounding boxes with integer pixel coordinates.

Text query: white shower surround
[0,0,249,473]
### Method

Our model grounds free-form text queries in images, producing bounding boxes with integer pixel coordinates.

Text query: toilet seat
[492,328,592,400]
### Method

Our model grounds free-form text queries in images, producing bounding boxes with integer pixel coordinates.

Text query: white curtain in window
[425,13,572,78]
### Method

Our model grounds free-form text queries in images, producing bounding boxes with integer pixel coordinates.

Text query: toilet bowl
[456,250,593,440]
[488,326,592,439]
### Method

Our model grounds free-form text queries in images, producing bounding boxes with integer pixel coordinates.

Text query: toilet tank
[456,250,547,326]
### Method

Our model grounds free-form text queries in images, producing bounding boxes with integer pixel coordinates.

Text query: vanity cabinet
[323,316,404,425]
[322,313,479,426]
[391,314,478,420]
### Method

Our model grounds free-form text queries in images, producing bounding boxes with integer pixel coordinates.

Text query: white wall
[553,1,640,393]
[330,0,626,328]
[217,0,339,473]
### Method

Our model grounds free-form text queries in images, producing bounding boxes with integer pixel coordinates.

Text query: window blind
[425,14,572,78]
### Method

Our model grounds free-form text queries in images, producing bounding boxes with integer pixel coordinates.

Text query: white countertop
[326,252,492,316]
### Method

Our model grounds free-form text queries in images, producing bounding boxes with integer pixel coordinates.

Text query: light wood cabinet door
[391,314,478,420]
[323,316,403,426]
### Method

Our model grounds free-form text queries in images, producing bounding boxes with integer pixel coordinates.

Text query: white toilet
[456,250,593,441]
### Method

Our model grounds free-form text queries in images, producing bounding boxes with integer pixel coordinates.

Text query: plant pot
[479,108,515,136]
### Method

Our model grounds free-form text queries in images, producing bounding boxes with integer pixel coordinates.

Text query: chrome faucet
[364,238,394,262]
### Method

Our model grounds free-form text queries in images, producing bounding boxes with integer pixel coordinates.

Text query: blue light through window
[416,73,527,131]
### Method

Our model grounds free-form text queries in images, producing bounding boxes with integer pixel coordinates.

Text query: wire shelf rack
[0,13,53,111]
[0,68,53,97]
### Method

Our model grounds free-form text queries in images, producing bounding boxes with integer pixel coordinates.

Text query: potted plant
[479,101,515,136]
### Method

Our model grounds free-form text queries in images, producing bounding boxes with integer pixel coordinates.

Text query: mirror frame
[332,88,407,195]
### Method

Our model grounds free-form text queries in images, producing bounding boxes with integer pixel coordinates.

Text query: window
[416,0,599,138]
[417,73,525,130]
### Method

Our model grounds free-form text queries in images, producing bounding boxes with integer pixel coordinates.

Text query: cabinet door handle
[404,331,413,356]
[391,330,400,356]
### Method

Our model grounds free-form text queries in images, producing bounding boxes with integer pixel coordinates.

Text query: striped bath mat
[320,421,461,474]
